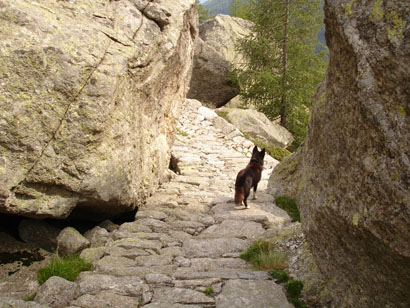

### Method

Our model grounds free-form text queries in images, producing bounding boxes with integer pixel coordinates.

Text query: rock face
[187,38,238,108]
[0,0,197,219]
[188,15,252,107]
[268,1,410,307]
[220,107,294,148]
[199,14,252,66]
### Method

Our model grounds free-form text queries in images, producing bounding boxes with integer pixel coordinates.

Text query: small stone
[56,227,90,257]
[99,220,119,232]
[145,273,173,285]
[174,256,191,267]
[83,226,109,247]
[34,276,79,308]
[80,247,105,263]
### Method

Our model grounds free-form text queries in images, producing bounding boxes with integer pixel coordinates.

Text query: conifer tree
[196,0,211,23]
[234,0,328,146]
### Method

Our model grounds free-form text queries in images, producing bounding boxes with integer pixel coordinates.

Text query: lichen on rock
[0,0,197,219]
[268,0,409,307]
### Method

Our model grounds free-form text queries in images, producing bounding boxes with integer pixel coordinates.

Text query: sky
[199,0,207,3]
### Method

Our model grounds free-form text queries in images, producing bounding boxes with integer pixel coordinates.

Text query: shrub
[240,239,287,271]
[268,269,289,283]
[242,134,291,161]
[269,146,291,161]
[204,286,214,296]
[37,255,92,285]
[274,196,301,222]
[285,279,304,299]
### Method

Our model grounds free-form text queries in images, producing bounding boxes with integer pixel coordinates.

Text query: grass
[242,133,291,161]
[241,238,307,308]
[268,269,289,283]
[274,196,301,222]
[215,110,232,124]
[24,293,36,301]
[37,255,92,285]
[176,128,189,137]
[204,286,215,296]
[285,280,306,308]
[240,239,287,271]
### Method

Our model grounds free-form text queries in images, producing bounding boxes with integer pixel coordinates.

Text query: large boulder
[268,1,409,307]
[187,38,238,108]
[199,14,252,67]
[0,0,197,219]
[188,14,252,107]
[219,108,294,148]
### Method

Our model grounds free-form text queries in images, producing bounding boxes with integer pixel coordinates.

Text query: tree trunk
[280,0,290,128]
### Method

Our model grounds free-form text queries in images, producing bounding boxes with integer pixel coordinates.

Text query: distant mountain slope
[203,0,232,15]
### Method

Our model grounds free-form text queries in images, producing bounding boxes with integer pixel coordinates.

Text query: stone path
[1,99,293,308]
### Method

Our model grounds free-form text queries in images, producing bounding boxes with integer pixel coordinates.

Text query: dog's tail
[234,186,245,205]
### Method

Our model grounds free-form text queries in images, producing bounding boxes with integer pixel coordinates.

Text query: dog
[234,146,265,209]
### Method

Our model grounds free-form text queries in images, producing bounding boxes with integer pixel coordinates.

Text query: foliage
[240,239,287,270]
[274,196,300,222]
[285,279,304,298]
[203,0,232,15]
[230,0,252,19]
[242,133,291,161]
[37,255,92,285]
[285,279,306,307]
[197,0,212,23]
[233,0,328,146]
[268,269,289,283]
[215,110,232,124]
[24,293,36,301]
[204,286,215,296]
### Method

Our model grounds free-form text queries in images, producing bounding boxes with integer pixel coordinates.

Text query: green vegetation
[286,280,306,308]
[215,110,232,124]
[230,0,252,19]
[177,128,189,137]
[204,286,215,296]
[197,0,212,23]
[242,133,291,161]
[232,0,328,147]
[240,239,287,271]
[274,196,300,222]
[268,269,289,283]
[203,0,232,15]
[241,239,307,307]
[37,255,92,285]
[24,293,36,301]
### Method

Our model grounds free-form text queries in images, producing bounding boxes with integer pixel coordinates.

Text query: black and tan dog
[234,146,265,209]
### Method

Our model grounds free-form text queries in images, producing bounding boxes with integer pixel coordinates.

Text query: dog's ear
[261,148,266,157]
[252,145,258,153]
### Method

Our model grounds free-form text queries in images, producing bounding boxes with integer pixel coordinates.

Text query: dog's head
[251,146,265,165]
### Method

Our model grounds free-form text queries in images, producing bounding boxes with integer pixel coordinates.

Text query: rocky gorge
[0,0,409,308]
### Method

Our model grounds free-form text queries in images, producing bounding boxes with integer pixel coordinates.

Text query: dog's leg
[243,198,250,209]
[252,184,258,200]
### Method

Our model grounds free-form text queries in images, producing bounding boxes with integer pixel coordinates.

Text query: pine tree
[234,0,328,146]
[196,0,211,24]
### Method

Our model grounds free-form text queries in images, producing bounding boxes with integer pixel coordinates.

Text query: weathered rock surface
[187,38,238,107]
[18,219,61,251]
[199,14,252,67]
[0,297,49,308]
[269,1,410,307]
[0,0,197,219]
[216,279,292,308]
[188,15,251,107]
[56,227,90,257]
[220,107,294,147]
[1,99,293,307]
[34,276,79,308]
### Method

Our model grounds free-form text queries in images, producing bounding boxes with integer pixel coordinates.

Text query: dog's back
[234,146,265,208]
